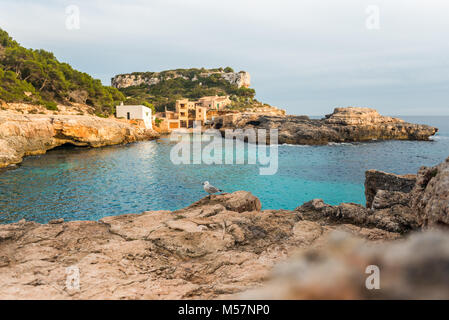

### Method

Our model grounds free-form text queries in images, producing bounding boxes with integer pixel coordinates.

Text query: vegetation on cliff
[0,28,124,115]
[117,68,257,112]
[0,29,259,114]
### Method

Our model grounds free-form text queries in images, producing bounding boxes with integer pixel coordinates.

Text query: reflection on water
[1,116,448,224]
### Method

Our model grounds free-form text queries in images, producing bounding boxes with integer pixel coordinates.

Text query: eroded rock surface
[0,113,159,168]
[410,158,449,228]
[0,191,400,299]
[213,107,437,145]
[295,198,418,234]
[365,170,416,208]
[364,156,449,230]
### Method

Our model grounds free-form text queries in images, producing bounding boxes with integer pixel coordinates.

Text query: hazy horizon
[1,0,448,116]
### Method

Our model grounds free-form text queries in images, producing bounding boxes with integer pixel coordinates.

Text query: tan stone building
[157,110,180,131]
[155,96,231,131]
[197,95,231,110]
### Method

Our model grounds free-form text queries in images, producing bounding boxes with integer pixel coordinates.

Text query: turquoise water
[1,116,448,224]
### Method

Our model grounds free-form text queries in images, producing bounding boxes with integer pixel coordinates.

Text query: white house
[116,103,152,129]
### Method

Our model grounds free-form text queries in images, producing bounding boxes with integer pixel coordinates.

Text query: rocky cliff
[364,170,416,208]
[299,156,449,233]
[111,69,251,89]
[213,107,437,144]
[364,157,449,229]
[410,158,449,228]
[1,156,448,299]
[0,111,159,168]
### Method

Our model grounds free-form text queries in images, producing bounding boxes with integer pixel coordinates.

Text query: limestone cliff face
[111,70,250,89]
[0,113,159,168]
[219,71,250,88]
[213,107,437,144]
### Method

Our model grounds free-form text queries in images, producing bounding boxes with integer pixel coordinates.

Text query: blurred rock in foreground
[238,230,449,299]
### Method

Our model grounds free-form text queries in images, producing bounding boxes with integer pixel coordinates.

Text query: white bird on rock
[202,181,223,195]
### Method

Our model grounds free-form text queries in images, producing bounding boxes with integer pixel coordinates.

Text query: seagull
[202,181,223,196]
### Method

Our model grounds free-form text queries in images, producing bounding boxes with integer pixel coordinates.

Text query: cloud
[0,0,448,115]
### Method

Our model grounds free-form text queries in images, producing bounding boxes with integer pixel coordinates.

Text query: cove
[0,116,448,225]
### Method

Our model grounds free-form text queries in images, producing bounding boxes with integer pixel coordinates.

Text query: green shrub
[42,100,58,111]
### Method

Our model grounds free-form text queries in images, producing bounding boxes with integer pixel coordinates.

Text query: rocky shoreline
[0,111,159,168]
[0,106,438,168]
[1,156,447,299]
[213,107,438,144]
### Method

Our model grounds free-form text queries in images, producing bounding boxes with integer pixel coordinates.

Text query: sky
[0,0,448,116]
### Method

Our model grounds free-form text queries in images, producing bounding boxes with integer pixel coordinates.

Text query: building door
[127,112,130,120]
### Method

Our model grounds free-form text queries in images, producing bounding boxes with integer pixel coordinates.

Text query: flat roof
[116,105,151,110]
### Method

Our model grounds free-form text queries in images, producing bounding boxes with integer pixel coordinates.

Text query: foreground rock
[0,191,399,299]
[295,198,419,234]
[411,157,449,228]
[362,156,449,230]
[236,157,449,300]
[365,170,416,208]
[296,156,449,233]
[1,156,448,299]
[0,112,159,168]
[212,107,437,145]
[238,230,449,299]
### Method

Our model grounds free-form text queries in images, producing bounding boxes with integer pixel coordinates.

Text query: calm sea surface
[1,116,448,224]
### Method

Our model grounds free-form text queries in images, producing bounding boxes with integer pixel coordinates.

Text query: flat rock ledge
[0,190,399,300]
[0,113,159,168]
[212,107,438,145]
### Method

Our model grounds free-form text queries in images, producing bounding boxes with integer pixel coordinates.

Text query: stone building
[116,103,152,129]
[155,96,231,131]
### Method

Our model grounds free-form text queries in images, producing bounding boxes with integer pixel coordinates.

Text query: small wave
[280,143,310,147]
[430,135,449,141]
[327,142,355,146]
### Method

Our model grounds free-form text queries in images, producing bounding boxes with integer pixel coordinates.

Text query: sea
[0,116,448,224]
